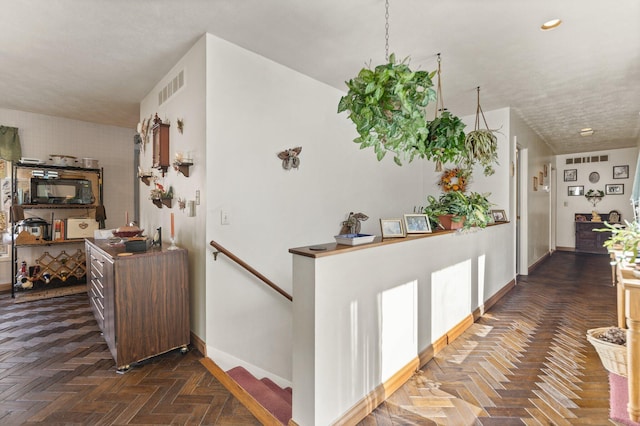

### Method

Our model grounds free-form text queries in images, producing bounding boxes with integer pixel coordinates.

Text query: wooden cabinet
[86,239,190,370]
[575,221,610,254]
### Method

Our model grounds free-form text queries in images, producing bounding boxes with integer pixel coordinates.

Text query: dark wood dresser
[574,213,616,254]
[85,239,190,371]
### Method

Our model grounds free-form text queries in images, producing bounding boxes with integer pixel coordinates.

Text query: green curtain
[0,126,22,162]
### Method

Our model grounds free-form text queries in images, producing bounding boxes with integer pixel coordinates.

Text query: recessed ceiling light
[580,128,594,136]
[541,19,562,30]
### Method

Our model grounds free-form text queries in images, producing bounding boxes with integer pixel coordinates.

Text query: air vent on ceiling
[566,154,608,165]
[158,69,185,106]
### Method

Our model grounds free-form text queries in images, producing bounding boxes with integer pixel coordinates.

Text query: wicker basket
[586,327,628,377]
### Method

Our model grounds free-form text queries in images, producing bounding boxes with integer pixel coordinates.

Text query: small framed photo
[564,169,577,182]
[403,214,432,234]
[491,210,508,223]
[380,218,405,238]
[539,171,544,183]
[568,185,584,196]
[605,183,624,195]
[533,176,538,191]
[613,165,629,179]
[543,164,548,177]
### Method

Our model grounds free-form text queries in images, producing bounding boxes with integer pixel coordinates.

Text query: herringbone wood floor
[361,251,617,425]
[0,293,260,425]
[0,251,617,425]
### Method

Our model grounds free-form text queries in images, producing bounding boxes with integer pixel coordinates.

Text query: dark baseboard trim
[190,332,206,357]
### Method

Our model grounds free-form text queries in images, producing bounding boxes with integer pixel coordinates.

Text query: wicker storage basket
[586,327,628,377]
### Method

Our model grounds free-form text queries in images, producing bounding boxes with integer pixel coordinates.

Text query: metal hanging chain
[384,0,390,61]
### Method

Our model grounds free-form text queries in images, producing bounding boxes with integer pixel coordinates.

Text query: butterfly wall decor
[277,146,302,170]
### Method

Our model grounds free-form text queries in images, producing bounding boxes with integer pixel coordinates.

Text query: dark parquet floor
[0,251,616,425]
[0,292,260,425]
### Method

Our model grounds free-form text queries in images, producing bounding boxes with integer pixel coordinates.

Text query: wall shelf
[173,161,193,177]
[152,197,173,209]
[139,175,153,186]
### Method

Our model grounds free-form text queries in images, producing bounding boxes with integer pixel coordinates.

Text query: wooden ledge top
[289,221,510,258]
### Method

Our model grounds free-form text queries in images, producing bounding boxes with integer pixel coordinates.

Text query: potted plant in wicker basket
[586,326,627,377]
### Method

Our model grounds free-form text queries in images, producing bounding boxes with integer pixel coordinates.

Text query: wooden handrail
[209,240,292,302]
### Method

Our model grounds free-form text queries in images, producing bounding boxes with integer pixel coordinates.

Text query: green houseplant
[423,191,492,230]
[463,129,499,176]
[596,220,640,263]
[461,87,500,176]
[337,54,437,166]
[426,111,467,170]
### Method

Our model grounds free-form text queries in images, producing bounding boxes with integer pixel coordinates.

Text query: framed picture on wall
[605,184,624,195]
[533,176,538,191]
[568,185,584,196]
[564,169,577,182]
[613,165,629,179]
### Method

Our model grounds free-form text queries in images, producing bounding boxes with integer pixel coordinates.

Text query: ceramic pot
[438,214,465,230]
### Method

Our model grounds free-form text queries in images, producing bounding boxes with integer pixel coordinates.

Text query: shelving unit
[11,162,103,301]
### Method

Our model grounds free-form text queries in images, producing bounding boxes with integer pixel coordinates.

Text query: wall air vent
[158,69,185,106]
[566,154,608,165]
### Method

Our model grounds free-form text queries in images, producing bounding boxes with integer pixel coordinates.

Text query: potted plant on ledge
[423,190,492,230]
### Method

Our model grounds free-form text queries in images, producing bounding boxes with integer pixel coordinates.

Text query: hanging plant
[425,111,466,168]
[337,53,437,165]
[422,54,466,171]
[462,87,500,176]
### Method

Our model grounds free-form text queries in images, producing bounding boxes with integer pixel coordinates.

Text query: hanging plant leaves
[463,129,499,175]
[425,111,466,166]
[462,87,500,176]
[338,54,437,165]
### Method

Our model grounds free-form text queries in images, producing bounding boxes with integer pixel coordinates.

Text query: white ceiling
[1,0,639,154]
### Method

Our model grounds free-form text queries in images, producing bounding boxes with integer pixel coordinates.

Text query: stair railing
[209,240,292,302]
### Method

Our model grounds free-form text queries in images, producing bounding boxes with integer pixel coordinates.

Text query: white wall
[555,147,638,249]
[139,36,207,339]
[205,34,428,384]
[510,110,553,270]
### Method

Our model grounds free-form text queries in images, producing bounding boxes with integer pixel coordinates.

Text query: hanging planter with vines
[337,0,443,166]
[462,86,500,176]
[337,54,437,166]
[424,54,466,171]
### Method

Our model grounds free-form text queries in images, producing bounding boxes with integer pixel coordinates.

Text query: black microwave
[30,178,95,205]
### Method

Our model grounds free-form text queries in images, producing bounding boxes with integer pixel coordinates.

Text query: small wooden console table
[615,263,640,422]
